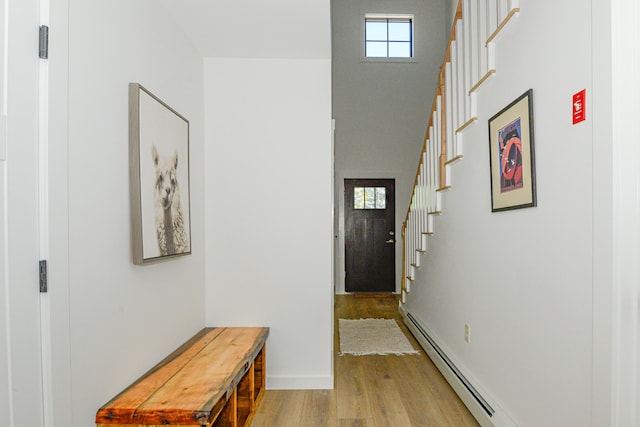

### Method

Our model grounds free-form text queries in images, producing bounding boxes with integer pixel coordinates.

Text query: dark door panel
[345,179,395,292]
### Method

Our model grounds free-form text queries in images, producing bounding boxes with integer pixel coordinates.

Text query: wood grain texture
[96,327,268,426]
[250,295,477,427]
[469,69,496,95]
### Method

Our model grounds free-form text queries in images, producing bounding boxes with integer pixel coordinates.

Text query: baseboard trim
[399,306,517,427]
[266,375,334,390]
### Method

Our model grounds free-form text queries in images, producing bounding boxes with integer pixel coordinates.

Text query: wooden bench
[96,327,269,427]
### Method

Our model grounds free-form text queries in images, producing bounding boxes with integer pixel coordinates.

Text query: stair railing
[401,0,521,303]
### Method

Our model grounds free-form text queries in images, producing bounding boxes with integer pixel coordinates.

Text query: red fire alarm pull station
[573,89,586,124]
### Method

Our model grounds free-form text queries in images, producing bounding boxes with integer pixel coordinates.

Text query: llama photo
[152,144,189,256]
[130,83,191,264]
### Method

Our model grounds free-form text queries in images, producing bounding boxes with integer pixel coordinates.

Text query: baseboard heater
[406,312,494,414]
[401,308,517,427]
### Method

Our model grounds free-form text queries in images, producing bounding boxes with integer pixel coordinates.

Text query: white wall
[404,1,594,425]
[59,1,206,425]
[160,0,331,60]
[203,58,333,389]
[332,0,447,294]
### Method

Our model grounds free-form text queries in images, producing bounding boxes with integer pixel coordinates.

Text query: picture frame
[129,83,191,264]
[488,89,536,212]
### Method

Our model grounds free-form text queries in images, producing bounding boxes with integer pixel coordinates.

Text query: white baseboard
[266,375,334,390]
[400,306,517,427]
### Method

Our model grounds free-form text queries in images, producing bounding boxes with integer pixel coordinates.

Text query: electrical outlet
[464,324,471,343]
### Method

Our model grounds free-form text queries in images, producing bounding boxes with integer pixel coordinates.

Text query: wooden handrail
[403,0,521,224]
[486,7,520,45]
[404,1,462,225]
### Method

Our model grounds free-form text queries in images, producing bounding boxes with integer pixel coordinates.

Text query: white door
[0,0,46,425]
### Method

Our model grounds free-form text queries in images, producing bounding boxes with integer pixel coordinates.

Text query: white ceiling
[160,0,331,59]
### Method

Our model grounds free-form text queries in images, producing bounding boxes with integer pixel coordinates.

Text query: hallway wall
[404,1,593,425]
[63,1,206,424]
[203,57,333,389]
[445,0,458,38]
[54,0,333,423]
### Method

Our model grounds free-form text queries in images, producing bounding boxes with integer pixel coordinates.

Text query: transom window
[354,187,386,210]
[365,15,413,58]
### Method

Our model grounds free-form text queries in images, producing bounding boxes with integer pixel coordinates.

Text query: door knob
[389,231,395,236]
[385,239,395,244]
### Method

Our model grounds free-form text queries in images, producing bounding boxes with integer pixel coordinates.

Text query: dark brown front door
[344,179,395,293]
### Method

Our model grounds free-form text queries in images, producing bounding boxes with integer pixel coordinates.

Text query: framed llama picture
[129,83,192,264]
[488,89,537,212]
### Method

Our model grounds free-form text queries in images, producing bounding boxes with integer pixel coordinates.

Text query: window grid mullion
[386,19,390,57]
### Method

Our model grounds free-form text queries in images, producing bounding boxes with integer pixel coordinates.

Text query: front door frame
[335,171,402,295]
[344,178,395,293]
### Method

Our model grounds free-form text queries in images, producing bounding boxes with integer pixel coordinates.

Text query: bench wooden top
[96,327,269,426]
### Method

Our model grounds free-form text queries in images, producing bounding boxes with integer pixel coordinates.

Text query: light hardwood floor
[250,294,479,427]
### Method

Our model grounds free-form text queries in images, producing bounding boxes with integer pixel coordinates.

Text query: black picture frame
[488,89,536,212]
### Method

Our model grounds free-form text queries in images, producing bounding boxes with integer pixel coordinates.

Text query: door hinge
[39,260,48,293]
[39,25,49,59]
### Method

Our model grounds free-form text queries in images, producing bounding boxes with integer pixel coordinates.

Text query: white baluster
[463,0,472,122]
[487,0,498,38]
[455,21,465,130]
[445,62,454,161]
[478,0,488,80]
[469,0,479,87]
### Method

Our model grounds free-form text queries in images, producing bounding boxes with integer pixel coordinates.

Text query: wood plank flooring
[250,295,478,427]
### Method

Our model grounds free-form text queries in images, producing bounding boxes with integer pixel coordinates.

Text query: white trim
[609,0,640,424]
[365,13,413,19]
[360,57,418,64]
[592,0,640,425]
[266,375,333,390]
[361,12,416,61]
[0,5,10,425]
[1,162,14,427]
[0,0,6,161]
[590,0,614,419]
[591,0,614,423]
[38,0,55,425]
[46,0,72,425]
[330,117,335,381]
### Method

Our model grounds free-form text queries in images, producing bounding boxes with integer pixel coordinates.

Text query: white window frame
[362,13,416,63]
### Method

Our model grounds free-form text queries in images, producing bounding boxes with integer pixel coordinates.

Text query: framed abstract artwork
[488,89,537,212]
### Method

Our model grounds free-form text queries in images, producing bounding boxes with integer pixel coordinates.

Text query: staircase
[400,1,522,426]
[402,0,520,303]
